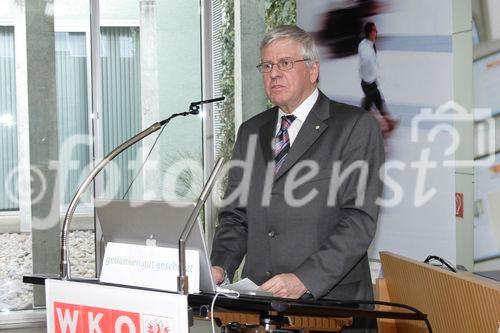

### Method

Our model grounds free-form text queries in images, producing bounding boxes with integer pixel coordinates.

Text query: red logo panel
[53,302,141,333]
[54,302,82,333]
[82,306,111,333]
[110,310,141,333]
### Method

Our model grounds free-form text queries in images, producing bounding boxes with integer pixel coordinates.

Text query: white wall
[486,0,500,40]
[298,0,459,264]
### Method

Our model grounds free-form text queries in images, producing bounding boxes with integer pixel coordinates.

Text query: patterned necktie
[273,115,296,173]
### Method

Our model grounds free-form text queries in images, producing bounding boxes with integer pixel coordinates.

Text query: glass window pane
[0,26,18,211]
[100,26,141,200]
[55,31,90,206]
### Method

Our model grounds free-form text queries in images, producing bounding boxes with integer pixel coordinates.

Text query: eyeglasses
[256,58,310,73]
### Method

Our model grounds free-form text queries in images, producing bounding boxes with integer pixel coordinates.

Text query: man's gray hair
[260,25,320,69]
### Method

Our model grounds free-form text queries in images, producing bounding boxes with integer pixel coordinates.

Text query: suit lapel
[258,107,278,164]
[274,92,331,181]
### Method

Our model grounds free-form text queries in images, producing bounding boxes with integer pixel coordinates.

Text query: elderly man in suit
[211,25,384,330]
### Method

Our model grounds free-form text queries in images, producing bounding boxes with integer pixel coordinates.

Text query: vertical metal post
[90,0,103,195]
[201,0,217,251]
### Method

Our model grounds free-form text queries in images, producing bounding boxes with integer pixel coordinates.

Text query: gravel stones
[0,231,95,311]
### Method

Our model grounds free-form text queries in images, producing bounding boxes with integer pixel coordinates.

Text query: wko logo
[53,302,172,333]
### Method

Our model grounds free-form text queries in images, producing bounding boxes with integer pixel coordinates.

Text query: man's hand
[259,273,307,299]
[211,266,225,285]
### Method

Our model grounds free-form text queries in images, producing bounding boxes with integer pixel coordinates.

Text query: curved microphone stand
[177,157,225,294]
[60,111,196,281]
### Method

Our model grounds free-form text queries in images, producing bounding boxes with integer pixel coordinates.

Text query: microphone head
[189,104,200,114]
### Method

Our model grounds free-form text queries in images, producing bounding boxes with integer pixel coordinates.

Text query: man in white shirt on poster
[358,22,397,136]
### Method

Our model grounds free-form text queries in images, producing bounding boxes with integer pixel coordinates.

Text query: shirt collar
[278,88,319,123]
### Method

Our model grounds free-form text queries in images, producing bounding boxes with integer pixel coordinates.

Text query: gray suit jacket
[211,91,385,300]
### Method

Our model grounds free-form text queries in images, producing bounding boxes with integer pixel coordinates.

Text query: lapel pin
[315,125,320,130]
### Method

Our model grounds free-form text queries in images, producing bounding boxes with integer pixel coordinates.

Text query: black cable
[424,255,457,273]
[121,125,166,200]
[268,296,433,333]
[424,318,433,333]
[312,299,433,333]
[354,300,432,333]
[121,110,198,200]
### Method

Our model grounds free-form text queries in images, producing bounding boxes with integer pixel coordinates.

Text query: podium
[378,251,500,333]
[24,274,431,333]
[44,279,189,332]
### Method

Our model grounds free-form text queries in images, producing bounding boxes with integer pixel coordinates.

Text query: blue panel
[0,26,18,210]
[55,32,90,204]
[377,35,452,53]
[100,27,141,199]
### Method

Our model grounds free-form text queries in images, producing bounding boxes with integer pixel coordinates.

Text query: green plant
[265,0,296,31]
[218,0,236,164]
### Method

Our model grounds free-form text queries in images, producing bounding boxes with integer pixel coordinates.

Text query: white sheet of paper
[223,278,259,291]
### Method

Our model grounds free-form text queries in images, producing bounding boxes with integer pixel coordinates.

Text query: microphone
[189,96,225,114]
[157,97,225,125]
[190,96,225,106]
[123,96,226,199]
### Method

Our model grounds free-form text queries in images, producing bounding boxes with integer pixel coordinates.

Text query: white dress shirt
[275,88,319,146]
[358,38,378,83]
